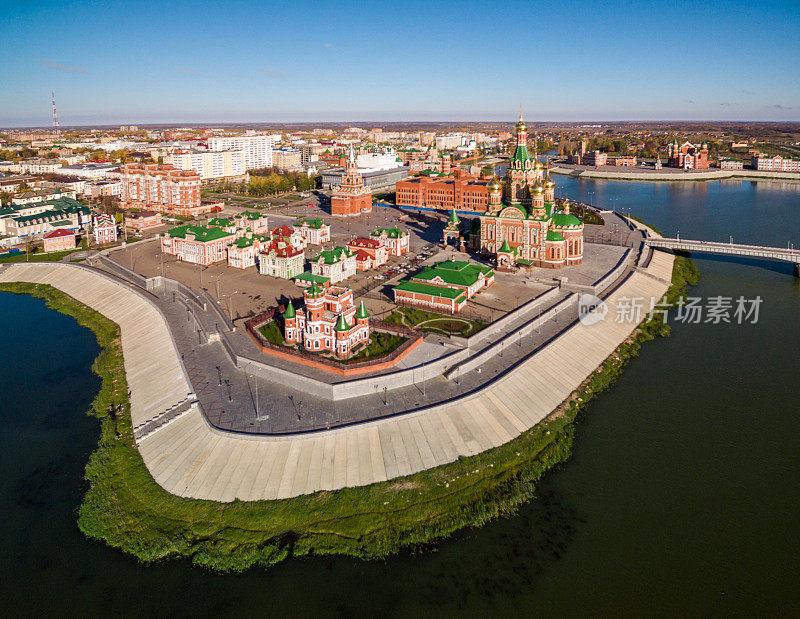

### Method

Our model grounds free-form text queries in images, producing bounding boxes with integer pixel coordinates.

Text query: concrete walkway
[0,251,674,502]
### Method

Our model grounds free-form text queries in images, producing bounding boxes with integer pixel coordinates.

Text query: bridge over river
[645,237,800,276]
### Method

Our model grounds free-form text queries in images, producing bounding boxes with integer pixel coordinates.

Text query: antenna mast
[51,91,60,135]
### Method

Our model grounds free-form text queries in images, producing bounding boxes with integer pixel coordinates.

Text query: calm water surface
[1,178,798,617]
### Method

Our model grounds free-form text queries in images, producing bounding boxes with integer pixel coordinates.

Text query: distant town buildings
[331,147,372,216]
[283,284,371,359]
[668,140,709,169]
[207,134,281,170]
[273,147,302,171]
[751,154,800,172]
[12,187,76,205]
[164,149,245,180]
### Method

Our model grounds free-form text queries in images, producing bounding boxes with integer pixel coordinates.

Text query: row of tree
[210,169,319,197]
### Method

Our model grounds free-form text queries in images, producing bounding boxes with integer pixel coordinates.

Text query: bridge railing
[647,238,799,258]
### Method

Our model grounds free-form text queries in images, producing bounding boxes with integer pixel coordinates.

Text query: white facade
[165,149,245,179]
[207,134,281,170]
[356,151,404,172]
[435,135,465,150]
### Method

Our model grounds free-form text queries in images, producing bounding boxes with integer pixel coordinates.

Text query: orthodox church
[472,112,584,270]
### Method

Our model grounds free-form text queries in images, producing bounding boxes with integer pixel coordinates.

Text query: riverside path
[0,250,674,501]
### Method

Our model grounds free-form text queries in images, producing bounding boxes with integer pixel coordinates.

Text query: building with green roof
[392,259,494,314]
[310,246,356,283]
[161,225,235,265]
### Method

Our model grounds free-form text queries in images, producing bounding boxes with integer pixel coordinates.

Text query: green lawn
[347,331,407,362]
[258,320,285,345]
[387,307,486,336]
[0,246,85,263]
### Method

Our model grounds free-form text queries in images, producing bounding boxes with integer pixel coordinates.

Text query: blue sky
[2,0,799,126]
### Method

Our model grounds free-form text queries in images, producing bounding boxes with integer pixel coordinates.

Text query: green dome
[546,230,565,242]
[283,300,296,319]
[550,213,583,228]
[499,239,512,253]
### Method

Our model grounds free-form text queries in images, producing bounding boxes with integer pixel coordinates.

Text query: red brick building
[346,237,389,271]
[120,163,211,216]
[331,147,372,217]
[42,228,76,253]
[395,170,490,212]
[668,140,709,169]
[125,210,162,232]
[583,150,608,166]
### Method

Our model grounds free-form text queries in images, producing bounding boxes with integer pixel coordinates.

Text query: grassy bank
[0,255,698,572]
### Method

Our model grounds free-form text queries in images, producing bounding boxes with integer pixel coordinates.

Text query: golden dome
[534,183,544,194]
[545,176,555,187]
[487,178,503,192]
[534,159,544,169]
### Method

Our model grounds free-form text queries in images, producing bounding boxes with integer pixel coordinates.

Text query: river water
[1,178,798,617]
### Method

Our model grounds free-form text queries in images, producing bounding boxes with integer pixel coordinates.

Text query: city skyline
[2,0,800,127]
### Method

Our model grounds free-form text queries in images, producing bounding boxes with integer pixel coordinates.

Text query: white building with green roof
[393,259,494,314]
[294,218,331,245]
[310,246,356,283]
[161,224,235,266]
[370,226,410,256]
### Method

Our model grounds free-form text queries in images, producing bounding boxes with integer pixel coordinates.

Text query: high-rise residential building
[120,163,203,216]
[164,149,245,179]
[207,134,281,170]
[273,147,302,171]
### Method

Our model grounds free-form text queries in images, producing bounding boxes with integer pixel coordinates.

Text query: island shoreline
[0,254,698,572]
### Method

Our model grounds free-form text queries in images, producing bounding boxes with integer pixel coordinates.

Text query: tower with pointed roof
[331,145,373,216]
[503,109,545,206]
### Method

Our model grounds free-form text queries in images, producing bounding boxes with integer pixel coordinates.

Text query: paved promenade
[0,249,674,501]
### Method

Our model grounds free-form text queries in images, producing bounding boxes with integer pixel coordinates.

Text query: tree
[0,191,11,206]
[98,195,122,215]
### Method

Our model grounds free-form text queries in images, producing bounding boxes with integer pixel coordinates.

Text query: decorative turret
[487,178,503,210]
[334,313,350,333]
[355,300,370,323]
[447,209,460,227]
[283,299,296,319]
